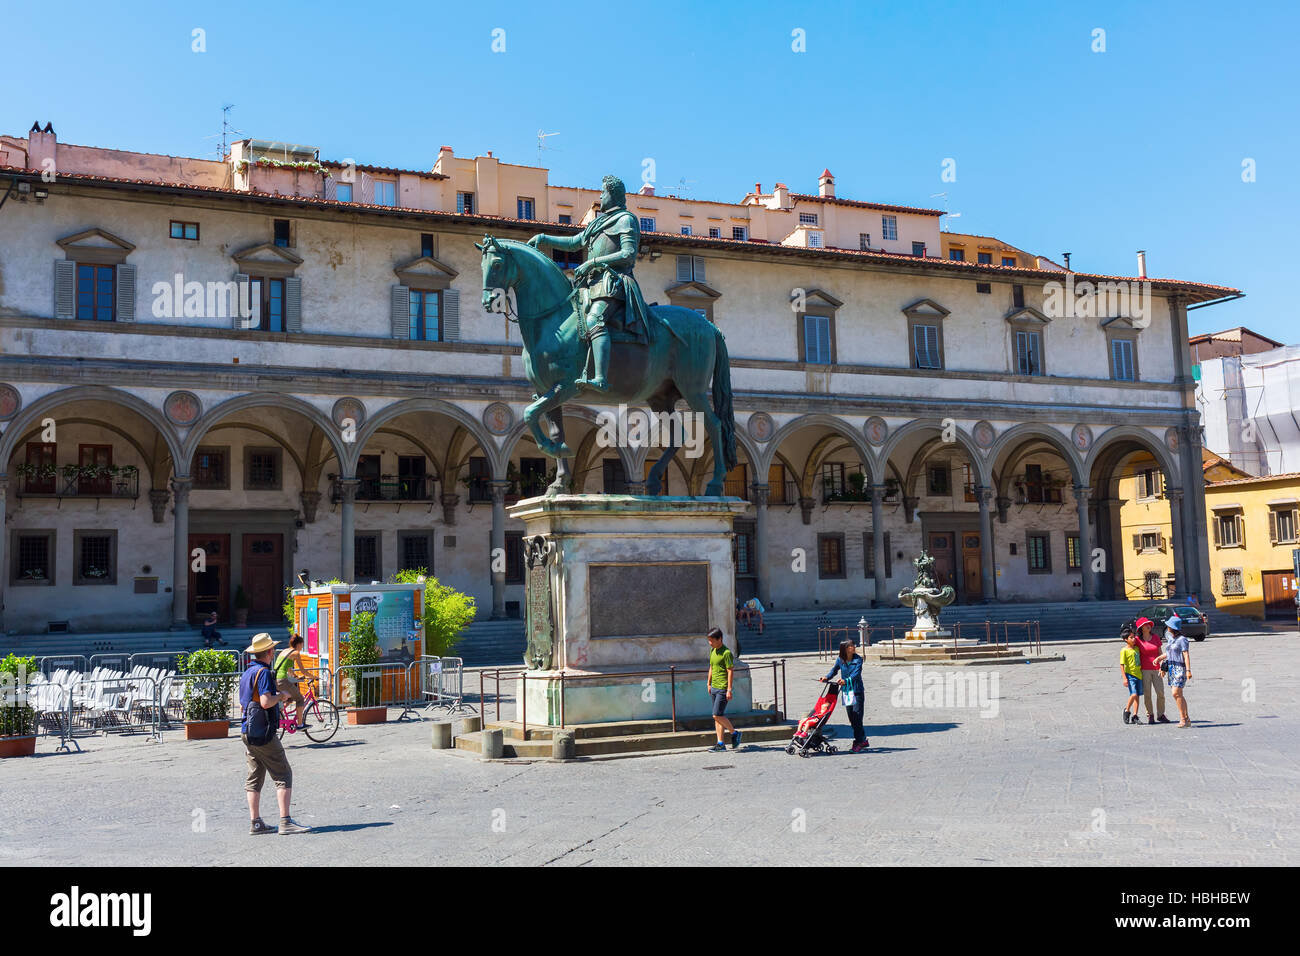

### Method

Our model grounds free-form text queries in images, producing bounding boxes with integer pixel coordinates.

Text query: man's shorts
[243,736,293,792]
[1125,674,1142,696]
[710,687,729,716]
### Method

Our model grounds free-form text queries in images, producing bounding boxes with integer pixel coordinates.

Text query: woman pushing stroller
[822,638,869,752]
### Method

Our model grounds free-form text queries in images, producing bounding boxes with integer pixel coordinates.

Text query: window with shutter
[1111,338,1135,381]
[115,263,136,321]
[693,256,705,283]
[390,285,411,339]
[54,259,76,319]
[442,289,460,340]
[803,313,831,364]
[284,277,302,332]
[1016,329,1042,376]
[676,255,693,283]
[409,290,441,341]
[913,323,941,369]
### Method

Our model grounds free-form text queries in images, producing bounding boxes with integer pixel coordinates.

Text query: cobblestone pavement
[2,632,1296,866]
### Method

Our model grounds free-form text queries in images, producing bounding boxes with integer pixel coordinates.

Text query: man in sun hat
[1133,616,1170,724]
[239,633,311,835]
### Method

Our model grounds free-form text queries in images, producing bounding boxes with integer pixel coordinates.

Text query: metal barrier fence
[332,661,423,720]
[45,675,165,750]
[34,654,89,676]
[419,657,474,714]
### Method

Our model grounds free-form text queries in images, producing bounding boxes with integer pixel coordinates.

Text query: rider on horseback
[526,174,651,392]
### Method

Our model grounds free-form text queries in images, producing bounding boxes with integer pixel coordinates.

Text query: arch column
[1074,484,1096,601]
[170,476,193,629]
[338,477,360,583]
[870,483,888,607]
[1168,487,1186,598]
[976,485,996,602]
[750,483,770,605]
[489,479,510,619]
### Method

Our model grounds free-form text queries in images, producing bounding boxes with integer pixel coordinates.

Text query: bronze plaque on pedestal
[589,562,710,639]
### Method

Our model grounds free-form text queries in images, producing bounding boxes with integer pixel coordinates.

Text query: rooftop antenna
[202,104,242,161]
[670,176,697,199]
[537,129,560,167]
[930,191,962,231]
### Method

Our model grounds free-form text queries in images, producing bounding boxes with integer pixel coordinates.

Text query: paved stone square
[2,631,1297,866]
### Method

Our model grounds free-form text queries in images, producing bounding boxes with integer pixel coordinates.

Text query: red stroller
[786,680,840,757]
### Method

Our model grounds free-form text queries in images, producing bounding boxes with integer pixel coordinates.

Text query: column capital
[1072,484,1092,498]
[337,477,361,503]
[169,475,193,500]
[1167,486,1185,502]
[750,482,770,506]
[489,478,511,505]
[869,482,889,501]
[973,484,994,505]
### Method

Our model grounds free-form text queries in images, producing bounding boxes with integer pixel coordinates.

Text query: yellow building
[1115,448,1299,617]
[1206,472,1300,619]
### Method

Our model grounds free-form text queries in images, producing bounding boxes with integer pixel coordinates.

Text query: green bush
[177,649,238,722]
[390,568,477,658]
[340,610,382,707]
[0,653,38,737]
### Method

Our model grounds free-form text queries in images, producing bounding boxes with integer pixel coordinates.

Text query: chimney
[1136,250,1147,278]
[1062,252,1071,270]
[638,183,654,196]
[818,168,835,198]
[754,183,762,195]
[28,121,56,173]
[432,144,454,174]
[773,182,789,208]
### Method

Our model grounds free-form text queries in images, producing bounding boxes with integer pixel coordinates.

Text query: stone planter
[0,735,37,758]
[184,720,230,740]
[348,706,387,725]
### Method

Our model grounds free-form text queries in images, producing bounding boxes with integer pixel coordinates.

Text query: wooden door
[928,532,956,597]
[78,443,113,496]
[241,533,284,623]
[961,532,983,602]
[189,533,230,624]
[1262,570,1299,619]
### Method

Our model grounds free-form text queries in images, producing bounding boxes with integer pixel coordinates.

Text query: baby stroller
[786,680,840,757]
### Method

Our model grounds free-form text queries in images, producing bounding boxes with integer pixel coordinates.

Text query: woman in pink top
[1133,617,1170,724]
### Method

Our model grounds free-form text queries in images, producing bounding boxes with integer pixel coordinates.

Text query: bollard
[482,728,504,759]
[551,730,575,761]
[457,715,482,735]
[431,722,453,749]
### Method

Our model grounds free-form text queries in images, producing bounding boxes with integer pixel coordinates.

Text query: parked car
[1138,603,1209,641]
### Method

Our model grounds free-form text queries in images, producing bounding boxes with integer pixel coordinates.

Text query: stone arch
[0,385,184,471]
[202,421,310,488]
[502,404,636,487]
[988,423,1084,498]
[352,398,495,478]
[761,413,876,490]
[1085,425,1180,488]
[880,418,990,489]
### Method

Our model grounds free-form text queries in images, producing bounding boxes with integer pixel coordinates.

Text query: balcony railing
[331,475,437,502]
[14,469,140,500]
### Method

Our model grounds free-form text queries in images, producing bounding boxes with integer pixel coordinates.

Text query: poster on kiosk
[291,582,425,701]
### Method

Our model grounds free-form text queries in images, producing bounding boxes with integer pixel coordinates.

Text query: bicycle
[277,680,340,743]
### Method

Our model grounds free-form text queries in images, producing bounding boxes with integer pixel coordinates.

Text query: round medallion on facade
[1165,427,1180,453]
[163,390,202,427]
[1071,423,1093,453]
[972,420,996,450]
[483,402,514,435]
[864,416,889,446]
[0,383,21,421]
[746,412,775,443]
[332,397,366,430]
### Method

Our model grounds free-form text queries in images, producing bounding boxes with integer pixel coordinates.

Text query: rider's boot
[577,330,611,392]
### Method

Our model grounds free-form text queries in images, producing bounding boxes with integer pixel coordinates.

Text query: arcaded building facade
[0,126,1238,633]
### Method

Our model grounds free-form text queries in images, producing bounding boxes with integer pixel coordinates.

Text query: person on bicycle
[273,636,311,730]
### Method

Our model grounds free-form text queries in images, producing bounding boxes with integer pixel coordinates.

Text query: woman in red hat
[1133,617,1170,724]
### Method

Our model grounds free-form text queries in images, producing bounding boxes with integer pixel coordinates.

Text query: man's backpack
[241,664,280,745]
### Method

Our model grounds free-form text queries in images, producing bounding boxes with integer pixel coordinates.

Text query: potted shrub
[1,653,39,758]
[234,585,251,626]
[340,610,386,724]
[177,649,238,740]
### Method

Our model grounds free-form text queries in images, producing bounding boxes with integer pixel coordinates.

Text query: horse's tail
[712,328,738,472]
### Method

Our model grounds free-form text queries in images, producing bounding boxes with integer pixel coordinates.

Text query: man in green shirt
[706,627,739,752]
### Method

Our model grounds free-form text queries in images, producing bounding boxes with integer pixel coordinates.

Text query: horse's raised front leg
[684,390,727,496]
[544,406,572,495]
[524,381,579,459]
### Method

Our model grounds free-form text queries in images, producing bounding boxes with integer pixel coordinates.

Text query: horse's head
[475,234,515,312]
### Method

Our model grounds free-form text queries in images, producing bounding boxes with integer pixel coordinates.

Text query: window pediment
[394,254,459,290]
[57,227,135,265]
[796,288,842,313]
[666,280,721,301]
[902,297,950,321]
[1005,306,1051,326]
[232,242,303,278]
[1100,315,1144,332]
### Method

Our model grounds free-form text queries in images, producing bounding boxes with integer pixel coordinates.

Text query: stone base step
[454,720,797,758]
[486,709,787,742]
[862,646,1026,662]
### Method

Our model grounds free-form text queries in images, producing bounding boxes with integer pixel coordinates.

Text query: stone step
[453,721,797,758]
[486,709,787,741]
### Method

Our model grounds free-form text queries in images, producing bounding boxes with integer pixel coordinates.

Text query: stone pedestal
[508,494,753,725]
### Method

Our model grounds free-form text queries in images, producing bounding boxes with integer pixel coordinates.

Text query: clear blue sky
[7,0,1296,341]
